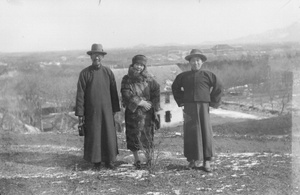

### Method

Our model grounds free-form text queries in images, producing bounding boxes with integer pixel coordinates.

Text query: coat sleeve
[171,74,184,107]
[109,70,121,113]
[75,71,86,116]
[209,73,223,108]
[149,79,161,112]
[120,76,142,112]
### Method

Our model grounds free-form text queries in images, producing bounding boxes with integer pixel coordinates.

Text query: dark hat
[132,55,147,66]
[87,44,107,55]
[185,49,207,62]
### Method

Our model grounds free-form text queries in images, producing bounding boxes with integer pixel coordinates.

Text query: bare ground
[0,113,299,195]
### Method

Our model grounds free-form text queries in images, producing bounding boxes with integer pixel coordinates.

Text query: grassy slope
[0,113,298,195]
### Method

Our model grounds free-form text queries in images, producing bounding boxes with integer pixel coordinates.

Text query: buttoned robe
[75,65,120,163]
[172,70,223,161]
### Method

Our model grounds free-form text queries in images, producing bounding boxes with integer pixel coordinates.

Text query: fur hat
[132,55,147,66]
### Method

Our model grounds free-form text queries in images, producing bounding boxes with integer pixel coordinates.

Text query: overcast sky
[0,0,299,52]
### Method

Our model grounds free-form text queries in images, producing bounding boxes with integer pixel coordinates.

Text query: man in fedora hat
[75,43,120,170]
[172,49,223,172]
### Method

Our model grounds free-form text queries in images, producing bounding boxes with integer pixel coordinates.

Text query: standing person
[121,55,160,169]
[75,43,120,170]
[171,49,223,172]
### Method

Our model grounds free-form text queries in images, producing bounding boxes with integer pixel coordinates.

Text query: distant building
[234,46,244,52]
[182,48,214,60]
[60,56,67,61]
[201,48,214,54]
[168,50,181,55]
[0,62,8,66]
[148,54,167,61]
[168,50,190,60]
[77,55,89,59]
[39,61,61,67]
[211,44,243,55]
[211,44,235,55]
[167,53,181,61]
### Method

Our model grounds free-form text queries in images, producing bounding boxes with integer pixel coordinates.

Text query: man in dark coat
[172,49,223,172]
[75,43,120,170]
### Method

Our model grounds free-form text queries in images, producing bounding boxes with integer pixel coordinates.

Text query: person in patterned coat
[121,55,160,169]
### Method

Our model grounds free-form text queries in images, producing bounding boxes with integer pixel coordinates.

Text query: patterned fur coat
[120,65,160,151]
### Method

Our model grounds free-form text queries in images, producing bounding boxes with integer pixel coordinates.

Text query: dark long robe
[75,65,120,163]
[121,66,160,151]
[183,102,214,161]
[172,69,223,161]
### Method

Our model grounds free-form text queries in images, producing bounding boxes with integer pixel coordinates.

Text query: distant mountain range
[228,22,300,44]
[138,22,300,48]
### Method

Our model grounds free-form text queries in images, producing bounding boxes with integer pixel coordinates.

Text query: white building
[148,65,183,128]
[145,65,184,128]
[158,91,183,128]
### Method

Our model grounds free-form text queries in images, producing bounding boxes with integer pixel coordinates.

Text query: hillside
[230,22,300,44]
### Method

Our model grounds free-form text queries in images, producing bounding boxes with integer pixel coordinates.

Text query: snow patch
[211,108,265,119]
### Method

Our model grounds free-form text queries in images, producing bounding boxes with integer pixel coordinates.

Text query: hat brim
[185,54,207,62]
[87,51,107,55]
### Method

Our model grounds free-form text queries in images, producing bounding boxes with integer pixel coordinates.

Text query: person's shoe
[105,162,116,170]
[187,160,196,169]
[203,167,212,172]
[134,160,141,169]
[92,162,102,171]
[203,161,212,172]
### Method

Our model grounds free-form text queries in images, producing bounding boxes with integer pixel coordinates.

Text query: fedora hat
[185,49,207,62]
[87,44,107,55]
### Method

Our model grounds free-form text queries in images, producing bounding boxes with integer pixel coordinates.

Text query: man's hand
[153,111,160,130]
[78,116,84,125]
[154,111,160,121]
[209,102,220,109]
